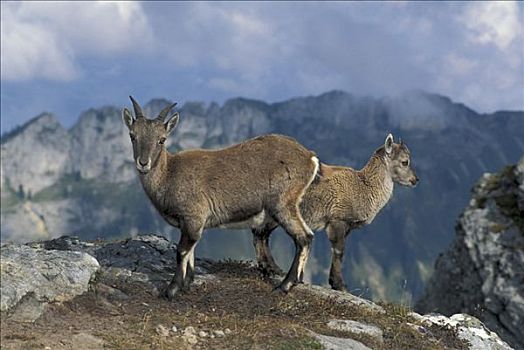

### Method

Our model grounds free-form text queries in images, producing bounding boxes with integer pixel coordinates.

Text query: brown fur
[253,134,419,291]
[122,97,319,297]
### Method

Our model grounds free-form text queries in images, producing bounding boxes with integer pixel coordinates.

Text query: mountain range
[1,90,523,303]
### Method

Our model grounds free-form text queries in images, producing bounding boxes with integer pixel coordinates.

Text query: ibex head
[383,133,419,187]
[122,96,179,174]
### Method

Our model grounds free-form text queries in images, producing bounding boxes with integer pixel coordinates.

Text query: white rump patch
[297,156,319,237]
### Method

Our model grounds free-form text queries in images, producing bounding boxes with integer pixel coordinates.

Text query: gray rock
[29,234,213,295]
[296,284,384,314]
[311,332,372,350]
[183,326,196,335]
[213,330,225,338]
[182,326,198,345]
[327,319,383,343]
[419,313,513,350]
[417,159,524,350]
[155,324,170,337]
[0,244,99,321]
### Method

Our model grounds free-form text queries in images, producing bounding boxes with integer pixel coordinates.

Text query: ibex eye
[159,137,166,145]
[402,160,409,167]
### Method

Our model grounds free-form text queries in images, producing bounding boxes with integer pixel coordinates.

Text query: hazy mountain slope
[1,90,523,303]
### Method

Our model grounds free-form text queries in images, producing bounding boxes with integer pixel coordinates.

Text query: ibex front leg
[327,221,350,292]
[165,221,203,300]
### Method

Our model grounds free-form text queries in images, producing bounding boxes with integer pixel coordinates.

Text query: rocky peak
[1,113,59,143]
[381,90,476,131]
[143,98,175,118]
[69,106,134,181]
[0,113,71,195]
[416,158,524,350]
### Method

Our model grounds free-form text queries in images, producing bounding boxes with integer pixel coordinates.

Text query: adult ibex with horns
[122,96,319,298]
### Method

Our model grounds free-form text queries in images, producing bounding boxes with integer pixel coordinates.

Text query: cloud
[1,6,78,81]
[1,1,522,133]
[460,1,522,50]
[158,3,279,78]
[134,2,524,111]
[443,53,478,76]
[1,2,153,81]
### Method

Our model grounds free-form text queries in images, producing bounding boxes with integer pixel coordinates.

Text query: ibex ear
[122,108,134,129]
[384,133,394,156]
[165,112,179,135]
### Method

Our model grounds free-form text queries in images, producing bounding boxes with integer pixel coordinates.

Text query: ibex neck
[358,154,394,220]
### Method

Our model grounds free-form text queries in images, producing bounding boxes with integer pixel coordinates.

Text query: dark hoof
[331,284,348,292]
[163,284,180,301]
[274,280,294,294]
[272,285,289,295]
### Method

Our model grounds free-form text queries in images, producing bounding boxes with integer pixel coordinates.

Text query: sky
[1,1,523,133]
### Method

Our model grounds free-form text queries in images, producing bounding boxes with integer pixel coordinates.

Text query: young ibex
[122,97,319,298]
[253,134,419,291]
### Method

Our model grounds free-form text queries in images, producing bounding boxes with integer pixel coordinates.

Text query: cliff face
[416,159,524,350]
[0,113,72,195]
[1,90,523,303]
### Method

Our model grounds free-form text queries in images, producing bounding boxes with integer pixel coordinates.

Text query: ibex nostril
[138,159,148,167]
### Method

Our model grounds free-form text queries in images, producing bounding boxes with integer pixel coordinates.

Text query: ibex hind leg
[165,222,203,300]
[272,188,314,293]
[287,156,318,284]
[252,223,283,276]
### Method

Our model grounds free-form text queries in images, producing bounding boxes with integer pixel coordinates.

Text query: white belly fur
[218,211,268,230]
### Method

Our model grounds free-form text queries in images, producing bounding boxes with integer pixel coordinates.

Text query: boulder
[0,244,99,321]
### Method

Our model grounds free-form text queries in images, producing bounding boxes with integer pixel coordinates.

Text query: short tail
[313,159,324,183]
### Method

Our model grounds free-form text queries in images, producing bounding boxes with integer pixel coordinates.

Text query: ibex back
[122,97,319,298]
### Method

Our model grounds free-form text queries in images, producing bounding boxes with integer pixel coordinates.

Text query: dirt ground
[1,261,466,350]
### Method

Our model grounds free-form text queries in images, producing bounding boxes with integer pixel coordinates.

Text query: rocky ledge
[1,235,514,350]
[416,159,524,350]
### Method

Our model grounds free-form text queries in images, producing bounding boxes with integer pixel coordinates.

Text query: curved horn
[129,96,144,118]
[157,102,178,122]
